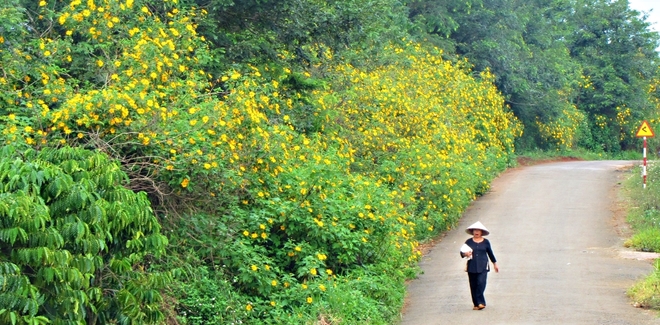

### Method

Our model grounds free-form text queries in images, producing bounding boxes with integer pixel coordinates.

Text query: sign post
[636,120,655,188]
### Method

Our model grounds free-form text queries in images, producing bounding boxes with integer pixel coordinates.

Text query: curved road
[400,160,660,325]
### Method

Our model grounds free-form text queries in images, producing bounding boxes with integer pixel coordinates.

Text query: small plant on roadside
[628,259,660,309]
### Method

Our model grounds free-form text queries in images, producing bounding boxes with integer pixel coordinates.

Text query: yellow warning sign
[636,120,655,137]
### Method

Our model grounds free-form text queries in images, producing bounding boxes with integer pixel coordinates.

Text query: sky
[628,0,660,51]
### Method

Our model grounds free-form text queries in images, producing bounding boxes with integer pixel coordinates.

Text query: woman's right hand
[464,251,472,258]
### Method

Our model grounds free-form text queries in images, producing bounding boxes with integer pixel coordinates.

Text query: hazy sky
[628,0,659,51]
[628,0,659,32]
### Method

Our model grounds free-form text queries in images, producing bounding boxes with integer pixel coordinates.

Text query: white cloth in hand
[460,244,472,260]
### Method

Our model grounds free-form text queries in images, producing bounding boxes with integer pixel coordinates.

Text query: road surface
[400,160,660,325]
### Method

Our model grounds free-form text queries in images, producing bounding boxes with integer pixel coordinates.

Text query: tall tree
[407,0,660,150]
[446,0,582,149]
[567,0,660,151]
[188,0,413,70]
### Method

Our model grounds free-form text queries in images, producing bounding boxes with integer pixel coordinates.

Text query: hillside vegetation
[0,0,659,324]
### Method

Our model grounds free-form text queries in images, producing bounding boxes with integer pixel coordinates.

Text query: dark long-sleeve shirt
[460,238,496,273]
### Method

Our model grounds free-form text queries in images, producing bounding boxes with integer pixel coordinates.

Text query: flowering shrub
[319,42,521,237]
[535,104,585,150]
[0,1,521,323]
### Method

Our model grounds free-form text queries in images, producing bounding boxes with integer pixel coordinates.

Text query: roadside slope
[400,160,660,325]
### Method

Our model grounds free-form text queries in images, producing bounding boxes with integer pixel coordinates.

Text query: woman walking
[460,221,498,310]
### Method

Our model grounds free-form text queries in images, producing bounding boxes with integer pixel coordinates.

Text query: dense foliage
[1,0,659,323]
[412,0,660,152]
[0,146,168,324]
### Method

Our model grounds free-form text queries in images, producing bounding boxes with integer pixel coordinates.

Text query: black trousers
[468,271,488,306]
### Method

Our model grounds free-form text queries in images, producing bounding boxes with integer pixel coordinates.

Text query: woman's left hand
[493,262,499,273]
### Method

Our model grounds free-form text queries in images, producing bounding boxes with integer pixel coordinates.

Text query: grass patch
[625,227,660,252]
[623,162,660,250]
[622,161,660,308]
[515,148,641,166]
[628,260,660,309]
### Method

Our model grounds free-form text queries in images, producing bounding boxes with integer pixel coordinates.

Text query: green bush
[626,227,660,252]
[628,259,660,309]
[0,145,169,324]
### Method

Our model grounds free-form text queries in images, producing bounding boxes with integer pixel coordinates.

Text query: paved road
[400,160,660,325]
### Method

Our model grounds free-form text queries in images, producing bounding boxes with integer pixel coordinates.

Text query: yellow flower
[270,301,276,306]
[243,230,249,236]
[310,268,317,275]
[180,178,189,188]
[271,280,277,286]
[306,297,313,304]
[319,284,326,291]
[251,265,258,271]
[39,1,46,6]
[326,269,333,275]
[246,304,252,311]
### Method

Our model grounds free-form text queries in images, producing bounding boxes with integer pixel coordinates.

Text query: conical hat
[465,221,490,236]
